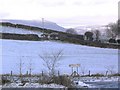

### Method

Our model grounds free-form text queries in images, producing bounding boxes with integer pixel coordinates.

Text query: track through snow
[0,39,118,74]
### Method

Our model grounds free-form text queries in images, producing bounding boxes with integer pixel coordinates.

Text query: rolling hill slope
[0,19,66,32]
[1,39,118,75]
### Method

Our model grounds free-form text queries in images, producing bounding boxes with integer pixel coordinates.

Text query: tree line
[0,22,119,49]
[66,19,120,44]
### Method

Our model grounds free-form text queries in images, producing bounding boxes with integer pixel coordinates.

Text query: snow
[78,81,90,87]
[74,80,91,88]
[3,83,67,88]
[0,26,42,37]
[0,39,118,75]
[79,77,119,82]
[73,76,119,88]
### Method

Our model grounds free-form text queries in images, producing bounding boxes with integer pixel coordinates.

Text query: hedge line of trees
[0,33,40,41]
[0,22,119,49]
[0,22,84,41]
[109,38,120,44]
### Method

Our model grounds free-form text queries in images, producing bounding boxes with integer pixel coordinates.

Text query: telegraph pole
[42,18,44,30]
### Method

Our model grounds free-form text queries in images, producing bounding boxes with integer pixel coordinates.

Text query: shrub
[39,75,73,88]
[117,39,120,44]
[2,76,11,85]
[53,75,73,88]
[91,73,104,77]
[109,38,117,43]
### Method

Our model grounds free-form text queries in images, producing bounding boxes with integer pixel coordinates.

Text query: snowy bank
[3,83,67,88]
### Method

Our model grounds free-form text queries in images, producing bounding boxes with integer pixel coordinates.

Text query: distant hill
[74,25,108,41]
[0,19,66,32]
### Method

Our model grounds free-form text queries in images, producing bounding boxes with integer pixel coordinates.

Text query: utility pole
[42,18,44,30]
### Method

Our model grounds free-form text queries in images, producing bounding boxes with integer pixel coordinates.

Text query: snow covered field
[0,39,118,75]
[0,26,42,37]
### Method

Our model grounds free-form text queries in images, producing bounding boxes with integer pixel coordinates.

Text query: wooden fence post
[89,70,91,76]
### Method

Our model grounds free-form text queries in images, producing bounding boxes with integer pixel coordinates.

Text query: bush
[91,73,104,77]
[39,75,73,88]
[117,39,120,44]
[38,74,51,84]
[53,75,73,88]
[109,38,117,43]
[1,33,40,41]
[2,76,11,85]
[111,73,120,76]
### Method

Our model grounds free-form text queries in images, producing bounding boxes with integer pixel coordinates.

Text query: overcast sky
[0,0,119,28]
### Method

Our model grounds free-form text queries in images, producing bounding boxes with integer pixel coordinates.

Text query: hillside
[0,19,66,32]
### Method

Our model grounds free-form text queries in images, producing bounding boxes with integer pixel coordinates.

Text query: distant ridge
[0,19,66,32]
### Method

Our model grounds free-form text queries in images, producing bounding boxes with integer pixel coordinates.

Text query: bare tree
[27,58,34,83]
[39,49,64,77]
[92,30,101,41]
[66,28,78,35]
[106,22,118,38]
[105,65,116,75]
[80,65,88,76]
[28,59,34,76]
[17,57,24,81]
[84,31,94,41]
